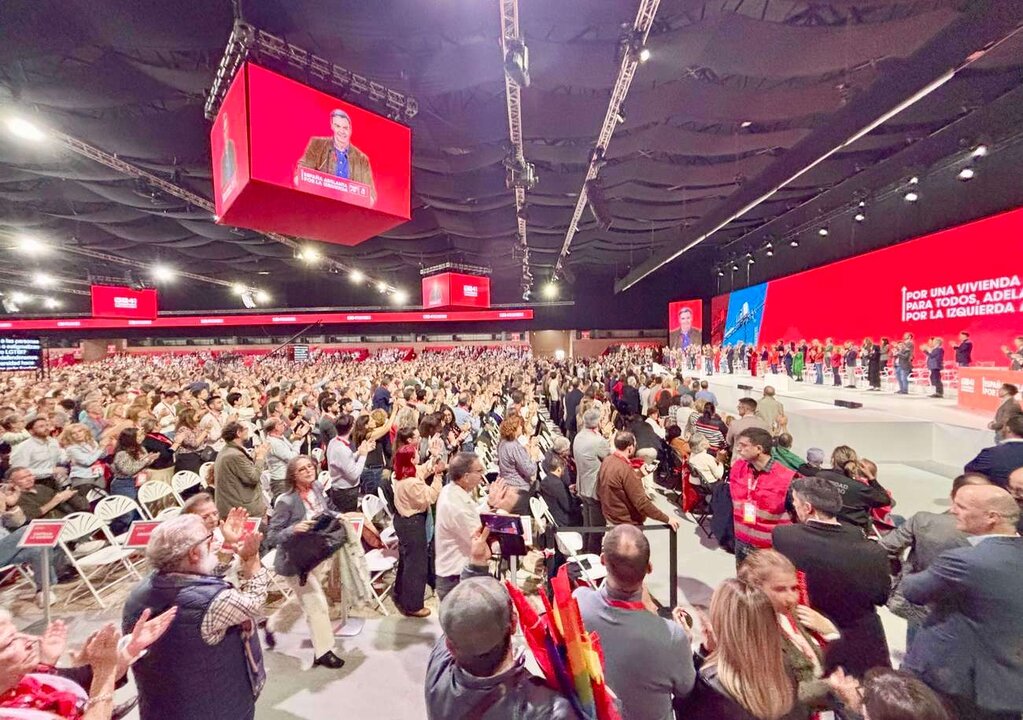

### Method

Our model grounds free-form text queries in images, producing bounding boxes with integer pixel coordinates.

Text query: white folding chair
[361,494,398,548]
[311,447,324,464]
[199,462,215,485]
[318,470,332,489]
[0,563,36,598]
[364,547,398,616]
[57,512,141,608]
[260,549,294,601]
[93,495,145,544]
[137,480,184,519]
[530,496,606,589]
[172,470,205,498]
[155,506,181,519]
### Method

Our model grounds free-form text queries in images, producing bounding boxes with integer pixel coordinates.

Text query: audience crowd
[0,342,1020,720]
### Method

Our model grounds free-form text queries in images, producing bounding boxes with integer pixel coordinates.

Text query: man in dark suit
[965,415,1023,487]
[772,476,891,678]
[988,383,1022,444]
[297,109,377,204]
[953,330,973,367]
[925,337,945,398]
[670,306,702,351]
[901,484,1023,720]
[563,378,584,439]
[620,378,641,418]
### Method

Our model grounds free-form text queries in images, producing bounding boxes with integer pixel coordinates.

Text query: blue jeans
[0,526,58,590]
[814,363,824,384]
[895,366,910,393]
[109,477,141,532]
[359,466,383,497]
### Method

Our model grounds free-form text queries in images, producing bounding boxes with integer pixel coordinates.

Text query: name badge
[742,502,757,525]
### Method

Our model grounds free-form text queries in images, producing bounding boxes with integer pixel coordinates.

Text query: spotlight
[504,39,530,88]
[858,201,866,207]
[904,191,919,203]
[909,176,919,185]
[240,291,256,309]
[152,265,175,282]
[376,281,388,293]
[542,282,558,299]
[957,167,975,181]
[10,292,32,304]
[254,290,270,304]
[638,47,651,63]
[971,145,988,158]
[33,272,55,288]
[790,240,799,247]
[854,212,865,222]
[818,227,829,237]
[717,269,725,277]
[231,283,247,296]
[15,236,48,255]
[766,249,774,257]
[1,297,19,313]
[393,289,409,305]
[731,263,739,271]
[522,288,532,301]
[740,121,753,128]
[349,269,364,284]
[615,111,626,125]
[212,214,221,222]
[43,297,60,310]
[298,247,320,264]
[5,117,46,142]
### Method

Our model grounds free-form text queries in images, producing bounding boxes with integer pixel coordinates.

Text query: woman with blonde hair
[817,445,892,532]
[739,550,862,717]
[59,422,106,502]
[677,578,798,719]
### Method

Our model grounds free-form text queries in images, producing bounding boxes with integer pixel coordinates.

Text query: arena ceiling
[0,0,1022,311]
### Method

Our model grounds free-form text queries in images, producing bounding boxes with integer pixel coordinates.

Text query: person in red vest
[729,427,795,566]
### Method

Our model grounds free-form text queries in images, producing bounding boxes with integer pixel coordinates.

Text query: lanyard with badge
[743,469,760,525]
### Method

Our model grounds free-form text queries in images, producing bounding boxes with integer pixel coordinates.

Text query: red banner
[0,308,532,332]
[422,273,491,309]
[124,521,162,549]
[212,63,411,247]
[91,285,158,320]
[957,367,1023,414]
[17,520,65,548]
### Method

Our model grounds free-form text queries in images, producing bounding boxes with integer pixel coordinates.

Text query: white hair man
[122,513,267,720]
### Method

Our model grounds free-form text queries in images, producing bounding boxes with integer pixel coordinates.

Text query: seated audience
[795,447,825,478]
[539,452,582,528]
[688,434,724,484]
[964,414,1023,487]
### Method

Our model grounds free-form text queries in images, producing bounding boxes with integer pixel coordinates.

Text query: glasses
[190,532,215,549]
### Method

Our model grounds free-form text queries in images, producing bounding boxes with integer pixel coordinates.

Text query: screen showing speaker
[666,299,703,350]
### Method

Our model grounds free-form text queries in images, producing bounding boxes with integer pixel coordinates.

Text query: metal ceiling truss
[552,0,662,281]
[204,21,418,122]
[51,131,398,293]
[498,0,536,299]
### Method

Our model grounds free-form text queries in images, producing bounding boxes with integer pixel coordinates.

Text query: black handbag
[274,513,348,585]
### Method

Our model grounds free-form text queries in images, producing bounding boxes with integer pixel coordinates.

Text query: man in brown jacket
[297,108,377,204]
[597,431,679,530]
[214,421,269,520]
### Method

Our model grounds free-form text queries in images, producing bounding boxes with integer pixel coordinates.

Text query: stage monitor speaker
[738,384,753,391]
[834,399,863,409]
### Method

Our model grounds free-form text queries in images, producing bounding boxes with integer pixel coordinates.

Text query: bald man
[901,484,1023,720]
[573,525,695,720]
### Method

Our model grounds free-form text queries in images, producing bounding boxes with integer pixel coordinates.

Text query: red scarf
[0,674,84,718]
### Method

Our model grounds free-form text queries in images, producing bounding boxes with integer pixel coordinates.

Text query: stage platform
[694,372,992,477]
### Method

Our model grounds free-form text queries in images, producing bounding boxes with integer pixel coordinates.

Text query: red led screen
[90,285,158,320]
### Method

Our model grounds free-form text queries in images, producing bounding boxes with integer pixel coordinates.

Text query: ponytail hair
[831,445,859,478]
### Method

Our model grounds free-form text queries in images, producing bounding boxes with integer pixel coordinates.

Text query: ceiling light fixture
[717,269,724,277]
[971,144,988,158]
[231,283,247,296]
[638,48,651,63]
[740,121,752,128]
[152,265,176,282]
[790,239,799,248]
[818,227,829,236]
[43,297,60,310]
[10,292,32,304]
[349,269,364,284]
[904,191,919,203]
[909,176,919,185]
[5,117,46,142]
[254,290,270,304]
[854,212,866,222]
[15,236,48,255]
[376,281,388,293]
[543,282,558,299]
[299,247,321,264]
[393,289,409,305]
[33,272,55,288]
[731,262,740,271]
[957,167,975,181]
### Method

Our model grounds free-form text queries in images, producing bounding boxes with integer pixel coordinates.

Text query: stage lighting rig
[505,158,538,192]
[585,180,613,231]
[504,39,530,88]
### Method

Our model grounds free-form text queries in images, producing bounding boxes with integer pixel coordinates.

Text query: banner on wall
[667,299,703,350]
[211,63,412,247]
[710,208,1023,363]
[91,285,158,320]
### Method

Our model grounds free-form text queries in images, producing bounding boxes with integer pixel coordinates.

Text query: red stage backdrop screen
[210,68,250,214]
[667,299,703,350]
[709,208,1023,363]
[422,273,491,309]
[90,285,158,320]
[246,64,410,220]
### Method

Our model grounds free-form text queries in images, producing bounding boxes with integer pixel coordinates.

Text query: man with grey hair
[901,484,1023,719]
[452,393,479,451]
[575,525,695,720]
[797,447,826,477]
[123,513,268,720]
[573,408,611,553]
[297,107,377,202]
[435,452,495,600]
[773,476,891,677]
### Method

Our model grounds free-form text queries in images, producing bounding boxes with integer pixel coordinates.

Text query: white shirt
[199,410,225,451]
[265,434,301,481]
[435,482,481,577]
[9,436,65,479]
[327,435,365,490]
[647,416,666,439]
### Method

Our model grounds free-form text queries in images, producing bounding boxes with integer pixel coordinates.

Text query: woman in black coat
[864,339,882,391]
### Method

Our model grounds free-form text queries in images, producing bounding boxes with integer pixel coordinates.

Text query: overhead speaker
[834,399,862,409]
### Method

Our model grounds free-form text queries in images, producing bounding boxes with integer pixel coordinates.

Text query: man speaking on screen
[671,305,702,350]
[297,108,377,204]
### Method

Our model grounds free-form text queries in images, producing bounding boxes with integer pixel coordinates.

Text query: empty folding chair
[260,549,295,601]
[364,547,398,616]
[137,480,184,519]
[93,495,145,543]
[171,470,206,499]
[154,506,182,520]
[361,494,398,549]
[57,512,141,608]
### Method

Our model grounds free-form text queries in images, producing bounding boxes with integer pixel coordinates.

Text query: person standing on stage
[894,333,914,395]
[925,337,945,399]
[865,338,882,391]
[953,331,973,368]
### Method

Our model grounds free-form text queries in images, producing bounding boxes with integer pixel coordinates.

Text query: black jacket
[539,473,582,527]
[773,521,891,677]
[815,469,891,532]
[620,386,641,417]
[563,389,584,431]
[964,439,1023,487]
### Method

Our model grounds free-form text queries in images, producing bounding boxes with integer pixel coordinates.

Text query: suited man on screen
[670,306,702,350]
[297,108,376,204]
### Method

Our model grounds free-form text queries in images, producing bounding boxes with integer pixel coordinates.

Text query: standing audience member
[123,513,267,720]
[900,484,1023,720]
[692,403,728,454]
[726,398,770,460]
[264,418,302,501]
[674,579,798,720]
[539,453,582,527]
[496,416,539,504]
[755,387,784,436]
[988,382,1021,443]
[773,477,891,678]
[573,408,611,553]
[9,417,65,491]
[597,432,679,531]
[729,428,794,564]
[816,445,892,533]
[265,456,345,670]
[59,422,106,504]
[575,525,695,720]
[964,414,1023,487]
[435,452,493,600]
[326,413,374,512]
[214,421,270,520]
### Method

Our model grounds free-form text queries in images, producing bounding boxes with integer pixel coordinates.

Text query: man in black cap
[425,528,574,719]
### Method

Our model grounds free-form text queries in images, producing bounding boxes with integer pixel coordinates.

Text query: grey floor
[7,461,951,719]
